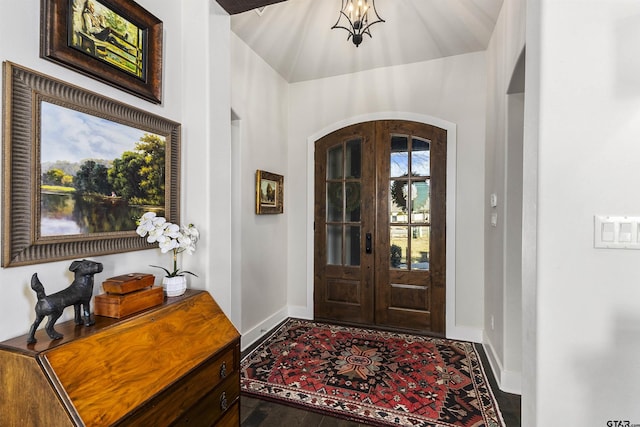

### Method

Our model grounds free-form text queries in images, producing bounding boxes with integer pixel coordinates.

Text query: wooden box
[0,290,241,426]
[94,286,164,318]
[102,273,155,294]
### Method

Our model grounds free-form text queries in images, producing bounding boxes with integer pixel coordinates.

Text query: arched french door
[314,120,447,335]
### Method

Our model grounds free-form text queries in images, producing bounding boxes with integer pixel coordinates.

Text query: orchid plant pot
[163,275,187,297]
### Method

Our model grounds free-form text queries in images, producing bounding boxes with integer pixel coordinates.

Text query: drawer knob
[220,391,228,411]
[219,361,227,378]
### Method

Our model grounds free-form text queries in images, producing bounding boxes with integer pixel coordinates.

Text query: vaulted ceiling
[222,0,503,83]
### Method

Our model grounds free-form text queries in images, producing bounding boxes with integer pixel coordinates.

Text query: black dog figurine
[27,259,103,344]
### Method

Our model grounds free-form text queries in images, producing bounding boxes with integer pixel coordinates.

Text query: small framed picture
[255,170,283,214]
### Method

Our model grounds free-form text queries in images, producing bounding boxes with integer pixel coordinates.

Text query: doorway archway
[304,112,466,338]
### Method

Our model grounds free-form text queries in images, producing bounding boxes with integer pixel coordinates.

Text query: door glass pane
[390,226,408,269]
[327,145,343,179]
[410,226,430,270]
[390,136,408,177]
[389,180,408,223]
[327,182,343,222]
[345,182,361,222]
[411,138,430,177]
[345,139,362,179]
[326,139,362,267]
[411,179,430,223]
[345,226,361,266]
[327,225,343,265]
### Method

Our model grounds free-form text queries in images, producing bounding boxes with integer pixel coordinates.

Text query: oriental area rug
[241,318,505,427]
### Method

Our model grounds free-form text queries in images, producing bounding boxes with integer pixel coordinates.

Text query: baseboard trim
[288,304,313,320]
[240,307,288,352]
[482,333,522,395]
[447,325,483,343]
[500,367,522,395]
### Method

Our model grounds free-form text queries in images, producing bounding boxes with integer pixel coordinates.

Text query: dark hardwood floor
[240,331,521,427]
[476,343,521,427]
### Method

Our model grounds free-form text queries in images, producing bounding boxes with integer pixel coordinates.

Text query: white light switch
[601,222,615,242]
[491,212,498,227]
[619,223,632,242]
[594,215,640,249]
[490,193,498,208]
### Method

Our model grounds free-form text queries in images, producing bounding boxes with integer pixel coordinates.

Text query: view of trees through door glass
[389,135,430,270]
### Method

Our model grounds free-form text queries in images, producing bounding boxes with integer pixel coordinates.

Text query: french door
[314,120,447,335]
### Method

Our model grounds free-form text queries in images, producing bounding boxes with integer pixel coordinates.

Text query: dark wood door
[374,120,447,334]
[314,123,376,325]
[314,120,446,335]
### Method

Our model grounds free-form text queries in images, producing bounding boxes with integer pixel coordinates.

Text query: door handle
[365,233,372,254]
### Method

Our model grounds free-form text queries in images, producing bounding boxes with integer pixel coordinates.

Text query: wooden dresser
[0,290,240,426]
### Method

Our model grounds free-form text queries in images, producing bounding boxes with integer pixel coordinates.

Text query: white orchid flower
[142,212,157,220]
[164,223,181,239]
[184,224,200,240]
[178,235,191,247]
[136,212,200,277]
[152,216,167,228]
[146,225,166,243]
[159,238,179,253]
[178,235,196,255]
[136,224,149,237]
[136,212,158,236]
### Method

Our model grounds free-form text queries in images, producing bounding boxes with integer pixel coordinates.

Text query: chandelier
[331,0,385,47]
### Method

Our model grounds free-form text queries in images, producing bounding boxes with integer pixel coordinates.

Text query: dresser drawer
[211,402,239,427]
[171,371,240,426]
[206,346,237,389]
[119,345,238,426]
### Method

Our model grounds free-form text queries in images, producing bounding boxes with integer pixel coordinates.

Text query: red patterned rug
[241,319,505,427]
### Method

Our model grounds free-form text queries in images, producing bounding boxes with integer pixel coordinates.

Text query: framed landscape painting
[1,62,180,267]
[255,170,283,214]
[41,0,163,104]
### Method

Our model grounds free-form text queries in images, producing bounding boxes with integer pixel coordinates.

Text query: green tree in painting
[75,160,112,194]
[109,151,145,200]
[42,168,74,187]
[137,134,165,205]
[108,133,165,206]
[61,174,74,187]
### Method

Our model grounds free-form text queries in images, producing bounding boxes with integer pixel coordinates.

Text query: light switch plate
[594,215,640,249]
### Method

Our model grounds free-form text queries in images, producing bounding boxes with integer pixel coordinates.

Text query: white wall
[483,0,526,395]
[528,0,640,424]
[230,33,289,347]
[505,91,524,383]
[0,0,233,341]
[179,0,231,314]
[287,52,488,338]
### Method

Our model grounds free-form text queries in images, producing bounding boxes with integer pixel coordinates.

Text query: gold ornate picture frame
[2,62,180,267]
